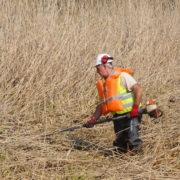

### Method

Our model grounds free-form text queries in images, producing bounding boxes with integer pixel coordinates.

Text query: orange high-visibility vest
[96,68,134,115]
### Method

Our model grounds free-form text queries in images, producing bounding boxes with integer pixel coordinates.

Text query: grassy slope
[0,0,179,179]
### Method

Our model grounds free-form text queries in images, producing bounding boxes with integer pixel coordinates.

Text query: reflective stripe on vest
[100,92,134,104]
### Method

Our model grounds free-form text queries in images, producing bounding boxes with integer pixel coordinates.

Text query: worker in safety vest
[86,53,143,153]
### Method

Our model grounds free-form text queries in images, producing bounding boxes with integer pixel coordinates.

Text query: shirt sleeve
[120,72,137,91]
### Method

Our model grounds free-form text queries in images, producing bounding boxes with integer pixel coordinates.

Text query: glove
[130,104,139,117]
[85,117,96,128]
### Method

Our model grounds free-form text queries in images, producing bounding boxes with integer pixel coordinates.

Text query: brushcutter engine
[144,100,163,118]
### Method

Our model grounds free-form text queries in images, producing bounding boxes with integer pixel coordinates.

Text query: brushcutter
[43,100,163,137]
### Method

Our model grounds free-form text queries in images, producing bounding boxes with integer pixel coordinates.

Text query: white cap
[94,53,113,67]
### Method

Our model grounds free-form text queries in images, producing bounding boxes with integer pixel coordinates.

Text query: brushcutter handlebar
[84,107,163,128]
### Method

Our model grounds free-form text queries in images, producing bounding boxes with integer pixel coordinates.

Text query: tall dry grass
[0,0,179,179]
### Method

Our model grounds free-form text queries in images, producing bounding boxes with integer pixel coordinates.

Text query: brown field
[0,0,180,179]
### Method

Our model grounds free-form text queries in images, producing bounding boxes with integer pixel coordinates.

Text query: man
[86,53,143,153]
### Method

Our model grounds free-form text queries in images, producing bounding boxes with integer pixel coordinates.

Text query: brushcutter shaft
[60,125,84,132]
[43,125,84,136]
[91,114,127,126]
[42,107,163,137]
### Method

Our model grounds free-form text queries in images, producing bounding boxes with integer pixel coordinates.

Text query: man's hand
[130,104,139,117]
[85,117,96,128]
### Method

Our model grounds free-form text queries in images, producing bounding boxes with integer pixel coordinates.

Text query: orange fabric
[96,68,133,115]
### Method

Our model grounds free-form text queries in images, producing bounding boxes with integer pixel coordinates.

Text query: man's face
[96,65,107,78]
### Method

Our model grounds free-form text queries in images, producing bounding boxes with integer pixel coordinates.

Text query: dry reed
[0,0,179,179]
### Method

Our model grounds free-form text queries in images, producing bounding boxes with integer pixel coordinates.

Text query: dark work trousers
[113,113,142,152]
